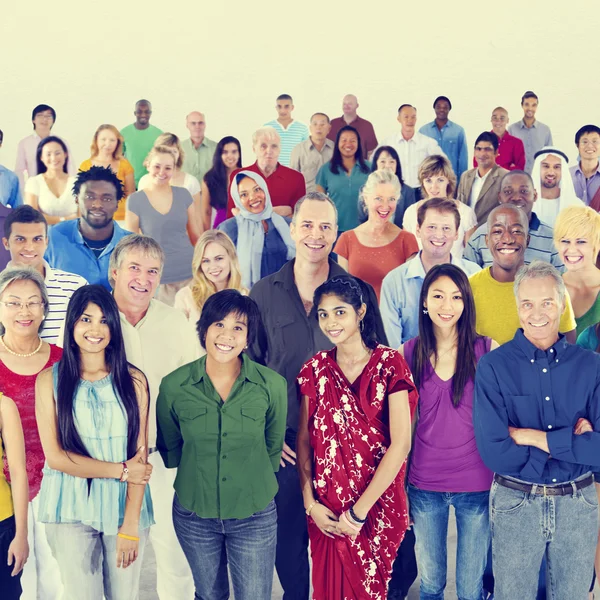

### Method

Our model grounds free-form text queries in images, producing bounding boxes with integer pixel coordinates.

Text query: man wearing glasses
[457,131,509,227]
[45,165,131,290]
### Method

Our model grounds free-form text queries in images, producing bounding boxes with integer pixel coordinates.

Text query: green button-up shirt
[181,137,217,183]
[156,353,287,519]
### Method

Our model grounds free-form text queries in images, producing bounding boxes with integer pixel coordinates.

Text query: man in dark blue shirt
[474,260,600,600]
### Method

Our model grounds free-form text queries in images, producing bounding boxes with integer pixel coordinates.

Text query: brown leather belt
[494,474,594,496]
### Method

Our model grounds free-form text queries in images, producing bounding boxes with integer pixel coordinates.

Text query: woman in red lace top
[0,268,62,599]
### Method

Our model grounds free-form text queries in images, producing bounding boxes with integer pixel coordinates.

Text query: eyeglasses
[0,301,45,311]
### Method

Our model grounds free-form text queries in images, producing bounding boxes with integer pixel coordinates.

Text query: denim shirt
[419,120,468,183]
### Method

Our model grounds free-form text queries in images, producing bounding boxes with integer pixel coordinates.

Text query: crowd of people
[0,90,599,600]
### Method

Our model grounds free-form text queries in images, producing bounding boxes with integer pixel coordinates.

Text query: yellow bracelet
[117,532,140,542]
[305,501,319,516]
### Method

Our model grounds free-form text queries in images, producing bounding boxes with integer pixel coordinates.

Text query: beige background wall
[1,0,596,172]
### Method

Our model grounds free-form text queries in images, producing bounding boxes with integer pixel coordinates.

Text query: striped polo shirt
[264,120,309,167]
[463,212,564,272]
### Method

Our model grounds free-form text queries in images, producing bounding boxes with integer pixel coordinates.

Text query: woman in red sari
[297,274,418,600]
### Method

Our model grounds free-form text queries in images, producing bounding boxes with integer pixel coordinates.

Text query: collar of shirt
[72,219,124,249]
[475,168,492,183]
[573,161,600,177]
[512,328,568,362]
[251,161,283,181]
[517,119,537,129]
[186,137,210,150]
[119,298,161,331]
[308,138,334,152]
[272,257,346,291]
[188,353,263,386]
[405,252,465,281]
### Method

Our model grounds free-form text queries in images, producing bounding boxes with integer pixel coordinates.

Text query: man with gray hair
[473,259,600,599]
[181,111,217,183]
[110,234,199,600]
[226,126,306,218]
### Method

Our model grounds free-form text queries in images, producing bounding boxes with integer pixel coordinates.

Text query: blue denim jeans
[408,485,490,600]
[172,494,277,600]
[490,478,598,600]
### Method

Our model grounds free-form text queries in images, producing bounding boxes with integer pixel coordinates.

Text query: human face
[474,140,497,170]
[290,199,337,264]
[517,276,563,349]
[276,99,293,120]
[3,222,48,271]
[578,132,600,162]
[148,154,175,185]
[557,236,597,272]
[416,209,458,260]
[237,177,266,214]
[342,95,358,115]
[397,107,417,131]
[522,97,538,120]
[0,280,45,337]
[41,142,66,172]
[78,181,119,229]
[485,207,529,272]
[33,110,54,132]
[491,109,508,135]
[376,151,397,173]
[186,112,206,140]
[73,302,111,355]
[204,312,247,365]
[200,242,231,289]
[338,131,358,159]
[317,293,364,345]
[424,275,464,330]
[309,115,331,141]
[365,183,398,223]
[498,174,537,217]
[221,143,240,169]
[134,103,151,127]
[434,99,450,122]
[422,173,450,199]
[97,129,118,157]
[540,154,562,189]
[254,135,280,169]
[111,248,162,308]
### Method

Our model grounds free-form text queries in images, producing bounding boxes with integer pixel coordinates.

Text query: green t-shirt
[120,123,163,186]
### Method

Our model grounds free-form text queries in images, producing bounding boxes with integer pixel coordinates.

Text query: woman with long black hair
[35,285,154,599]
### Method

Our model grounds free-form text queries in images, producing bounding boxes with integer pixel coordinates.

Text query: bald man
[327,94,378,159]
[181,111,217,183]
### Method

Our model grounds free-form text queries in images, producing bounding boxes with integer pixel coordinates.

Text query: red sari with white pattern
[297,344,418,600]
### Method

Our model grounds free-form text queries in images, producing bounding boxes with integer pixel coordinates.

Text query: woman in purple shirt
[401,263,498,600]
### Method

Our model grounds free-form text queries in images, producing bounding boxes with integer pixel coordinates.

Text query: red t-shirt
[474,130,525,171]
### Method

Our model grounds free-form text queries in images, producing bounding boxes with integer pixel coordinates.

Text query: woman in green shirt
[156,289,287,600]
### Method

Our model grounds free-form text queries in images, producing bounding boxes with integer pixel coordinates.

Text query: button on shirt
[156,353,287,519]
[289,138,335,192]
[570,162,600,206]
[181,137,217,184]
[507,120,553,174]
[419,120,468,183]
[378,132,446,187]
[264,120,309,167]
[473,330,600,484]
[0,165,21,208]
[463,212,563,271]
[380,252,481,348]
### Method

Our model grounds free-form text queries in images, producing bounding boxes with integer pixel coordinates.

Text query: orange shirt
[334,229,419,301]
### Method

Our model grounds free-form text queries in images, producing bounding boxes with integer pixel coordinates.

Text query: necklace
[0,335,43,357]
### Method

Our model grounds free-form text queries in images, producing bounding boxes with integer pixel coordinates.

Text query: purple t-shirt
[406,336,493,492]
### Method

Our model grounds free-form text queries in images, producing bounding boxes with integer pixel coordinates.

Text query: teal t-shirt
[576,325,599,351]
[120,123,163,186]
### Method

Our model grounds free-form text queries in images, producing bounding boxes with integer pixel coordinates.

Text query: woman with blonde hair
[402,155,477,258]
[174,230,247,326]
[79,124,135,221]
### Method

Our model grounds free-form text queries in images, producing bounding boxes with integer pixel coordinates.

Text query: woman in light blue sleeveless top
[36,285,154,600]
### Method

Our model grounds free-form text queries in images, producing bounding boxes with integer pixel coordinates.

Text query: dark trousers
[275,461,310,600]
[388,527,418,597]
[0,516,22,600]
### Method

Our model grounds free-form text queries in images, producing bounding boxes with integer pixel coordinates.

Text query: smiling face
[97,129,118,157]
[557,235,597,272]
[422,173,450,199]
[201,241,232,289]
[376,151,397,173]
[41,141,67,172]
[397,107,417,132]
[491,108,509,135]
[290,199,337,264]
[474,140,498,170]
[338,131,358,159]
[204,311,248,364]
[73,302,111,355]
[486,207,529,272]
[237,177,266,213]
[77,181,119,229]
[111,248,161,310]
[33,109,54,133]
[522,97,538,120]
[134,102,151,127]
[221,142,240,170]
[434,99,450,122]
[317,293,365,345]
[365,183,398,223]
[3,222,48,271]
[540,154,562,189]
[148,153,175,185]
[498,173,537,217]
[424,275,464,330]
[578,131,600,162]
[416,208,459,260]
[0,280,45,338]
[517,276,563,348]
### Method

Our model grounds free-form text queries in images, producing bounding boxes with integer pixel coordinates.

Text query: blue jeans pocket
[576,484,599,509]
[173,494,196,518]
[491,481,528,513]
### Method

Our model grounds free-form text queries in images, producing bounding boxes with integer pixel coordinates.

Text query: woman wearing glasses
[0,268,62,600]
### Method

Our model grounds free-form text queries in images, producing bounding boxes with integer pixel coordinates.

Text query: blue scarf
[230,170,295,288]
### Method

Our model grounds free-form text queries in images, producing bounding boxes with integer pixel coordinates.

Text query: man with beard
[45,165,131,289]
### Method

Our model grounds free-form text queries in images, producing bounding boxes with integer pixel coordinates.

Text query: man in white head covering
[531,147,582,226]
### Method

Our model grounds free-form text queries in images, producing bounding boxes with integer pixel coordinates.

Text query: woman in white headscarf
[531,146,582,226]
[218,171,295,288]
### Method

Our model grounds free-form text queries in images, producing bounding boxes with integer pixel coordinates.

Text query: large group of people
[0,91,599,600]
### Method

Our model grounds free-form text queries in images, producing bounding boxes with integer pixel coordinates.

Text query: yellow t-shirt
[0,394,15,522]
[469,267,577,345]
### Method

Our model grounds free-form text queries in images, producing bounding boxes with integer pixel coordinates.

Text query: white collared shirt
[469,168,492,208]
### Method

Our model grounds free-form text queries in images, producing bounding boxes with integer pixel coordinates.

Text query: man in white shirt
[289,113,334,192]
[3,205,87,344]
[379,104,446,188]
[109,234,199,600]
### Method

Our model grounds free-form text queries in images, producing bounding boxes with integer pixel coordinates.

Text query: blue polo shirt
[45,220,131,290]
[419,120,469,183]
